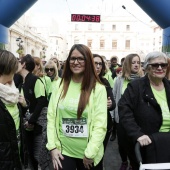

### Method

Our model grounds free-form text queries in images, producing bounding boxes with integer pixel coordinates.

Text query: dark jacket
[19,73,48,124]
[101,78,116,130]
[0,100,22,170]
[118,75,170,143]
[110,64,121,79]
[14,74,23,88]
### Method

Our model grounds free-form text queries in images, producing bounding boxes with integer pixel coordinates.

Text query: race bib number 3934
[62,118,88,137]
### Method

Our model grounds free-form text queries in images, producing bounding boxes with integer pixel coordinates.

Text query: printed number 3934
[65,125,84,133]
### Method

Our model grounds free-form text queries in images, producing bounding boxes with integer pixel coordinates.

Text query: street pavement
[104,139,121,170]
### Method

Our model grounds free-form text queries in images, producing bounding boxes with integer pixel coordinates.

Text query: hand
[18,94,27,107]
[83,156,94,169]
[137,135,152,146]
[51,148,64,170]
[107,97,112,109]
[24,121,34,129]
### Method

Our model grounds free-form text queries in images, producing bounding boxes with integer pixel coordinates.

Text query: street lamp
[42,47,46,58]
[16,37,24,57]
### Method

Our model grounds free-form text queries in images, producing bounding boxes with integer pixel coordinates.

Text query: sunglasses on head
[148,63,168,69]
[45,68,54,72]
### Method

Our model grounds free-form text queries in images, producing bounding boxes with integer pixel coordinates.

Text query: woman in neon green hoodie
[47,44,107,170]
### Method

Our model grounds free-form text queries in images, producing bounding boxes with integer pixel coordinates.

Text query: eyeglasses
[69,57,85,64]
[45,68,54,72]
[94,62,103,67]
[147,63,168,69]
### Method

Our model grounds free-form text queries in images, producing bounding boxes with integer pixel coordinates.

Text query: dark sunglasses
[147,63,168,69]
[45,68,54,72]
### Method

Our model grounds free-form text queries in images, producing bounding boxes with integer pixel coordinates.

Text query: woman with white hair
[118,51,170,169]
[44,60,61,94]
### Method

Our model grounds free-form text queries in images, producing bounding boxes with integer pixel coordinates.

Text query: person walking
[93,54,116,169]
[118,51,170,170]
[93,53,116,151]
[113,53,143,170]
[47,44,107,170]
[0,50,27,169]
[32,56,53,169]
[165,57,170,80]
[17,54,48,170]
[44,60,61,95]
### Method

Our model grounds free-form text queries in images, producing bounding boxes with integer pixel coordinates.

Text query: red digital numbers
[81,15,86,21]
[71,14,100,23]
[71,14,77,21]
[85,15,91,22]
[96,16,100,22]
[91,16,95,22]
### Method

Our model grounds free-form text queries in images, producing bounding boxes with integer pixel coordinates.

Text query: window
[112,25,116,31]
[126,25,130,31]
[125,40,130,49]
[159,36,162,44]
[74,39,79,44]
[153,38,155,46]
[31,49,34,56]
[75,24,79,30]
[56,40,58,45]
[154,28,156,33]
[87,39,92,48]
[100,40,105,49]
[88,24,92,30]
[101,24,104,30]
[112,40,117,49]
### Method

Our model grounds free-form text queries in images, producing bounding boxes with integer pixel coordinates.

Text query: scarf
[127,73,141,81]
[0,81,19,105]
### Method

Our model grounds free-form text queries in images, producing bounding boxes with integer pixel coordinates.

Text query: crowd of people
[0,45,170,170]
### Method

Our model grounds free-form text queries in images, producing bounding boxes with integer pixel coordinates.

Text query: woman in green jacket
[47,44,107,170]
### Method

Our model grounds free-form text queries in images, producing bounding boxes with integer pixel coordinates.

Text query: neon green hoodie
[46,79,107,166]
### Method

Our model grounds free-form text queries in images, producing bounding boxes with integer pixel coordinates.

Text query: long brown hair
[166,57,170,80]
[93,54,106,78]
[122,53,143,79]
[33,57,44,77]
[61,44,101,119]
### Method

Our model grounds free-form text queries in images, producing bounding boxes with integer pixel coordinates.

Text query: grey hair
[143,51,168,69]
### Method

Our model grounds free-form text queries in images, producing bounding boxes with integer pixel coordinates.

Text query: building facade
[7,10,163,62]
[8,15,48,58]
[66,15,162,61]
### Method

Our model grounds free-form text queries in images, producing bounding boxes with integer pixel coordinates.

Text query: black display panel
[71,14,100,22]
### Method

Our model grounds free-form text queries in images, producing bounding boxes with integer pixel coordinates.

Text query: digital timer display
[71,14,100,23]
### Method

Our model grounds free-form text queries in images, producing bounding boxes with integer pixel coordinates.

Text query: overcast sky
[28,0,151,22]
